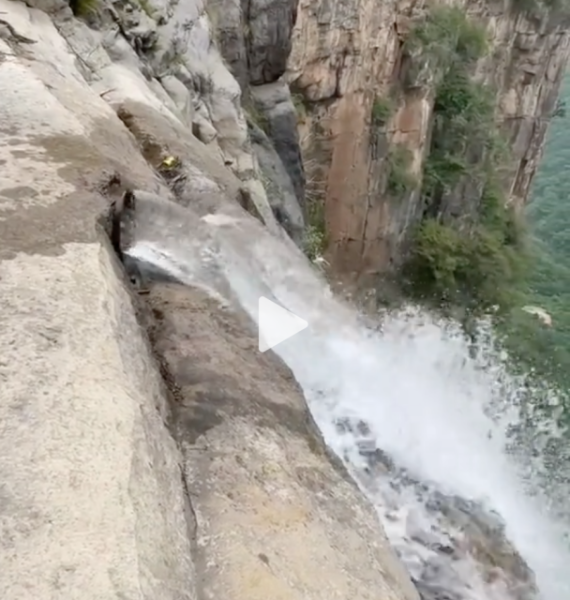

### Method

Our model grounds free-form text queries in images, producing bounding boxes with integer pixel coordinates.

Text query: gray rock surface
[249,120,305,243]
[32,0,304,241]
[251,80,306,209]
[0,9,194,597]
[214,0,298,88]
[145,283,421,600]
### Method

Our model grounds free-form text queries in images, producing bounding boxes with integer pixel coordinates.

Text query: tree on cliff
[396,7,530,316]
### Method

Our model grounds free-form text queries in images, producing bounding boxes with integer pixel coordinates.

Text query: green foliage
[408,6,497,203]
[371,97,393,127]
[304,225,327,261]
[303,200,328,261]
[246,104,269,133]
[69,0,98,16]
[496,73,570,391]
[400,6,527,315]
[433,69,494,125]
[387,145,417,196]
[291,94,308,123]
[423,69,500,201]
[405,195,529,313]
[405,5,488,72]
[409,138,528,313]
[137,0,156,18]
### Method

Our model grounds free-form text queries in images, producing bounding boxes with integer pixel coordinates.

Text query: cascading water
[128,204,570,600]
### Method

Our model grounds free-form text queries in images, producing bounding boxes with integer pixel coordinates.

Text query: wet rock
[414,577,465,600]
[248,119,305,245]
[251,80,306,208]
[333,416,538,600]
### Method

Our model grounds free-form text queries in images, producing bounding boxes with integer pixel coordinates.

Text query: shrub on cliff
[400,5,529,315]
[405,5,488,77]
[387,145,418,196]
[416,11,501,207]
[422,68,505,204]
[304,196,328,261]
[404,183,530,313]
[371,97,393,127]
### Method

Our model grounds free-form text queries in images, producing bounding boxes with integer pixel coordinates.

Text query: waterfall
[128,202,570,600]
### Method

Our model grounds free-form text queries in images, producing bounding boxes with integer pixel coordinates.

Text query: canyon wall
[285,0,570,278]
[1,0,568,596]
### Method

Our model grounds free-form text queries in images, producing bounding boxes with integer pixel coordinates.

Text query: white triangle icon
[258,296,308,353]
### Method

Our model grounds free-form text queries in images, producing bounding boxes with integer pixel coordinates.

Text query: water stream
[128,207,570,600]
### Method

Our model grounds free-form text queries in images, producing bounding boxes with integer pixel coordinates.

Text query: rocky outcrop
[287,0,570,276]
[147,284,420,600]
[211,0,307,221]
[54,0,304,241]
[249,118,306,244]
[0,1,418,599]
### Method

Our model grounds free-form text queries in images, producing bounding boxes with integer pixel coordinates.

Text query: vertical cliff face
[21,0,566,303]
[286,0,570,281]
[214,0,307,230]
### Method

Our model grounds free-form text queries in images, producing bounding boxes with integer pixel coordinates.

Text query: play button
[258,296,308,353]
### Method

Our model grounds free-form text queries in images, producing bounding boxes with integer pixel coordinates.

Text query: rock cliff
[286,0,570,284]
[0,0,565,597]
[0,0,417,599]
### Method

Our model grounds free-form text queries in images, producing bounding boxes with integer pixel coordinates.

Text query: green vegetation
[291,94,308,124]
[494,74,570,392]
[396,6,570,434]
[304,200,328,261]
[405,200,529,313]
[401,6,528,315]
[69,0,98,16]
[404,5,488,77]
[386,145,417,196]
[422,71,503,201]
[246,102,269,133]
[371,96,393,127]
[137,0,156,18]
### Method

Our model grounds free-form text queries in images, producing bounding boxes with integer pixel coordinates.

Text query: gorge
[1,0,569,599]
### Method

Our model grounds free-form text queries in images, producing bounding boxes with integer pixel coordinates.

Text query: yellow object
[161,156,177,168]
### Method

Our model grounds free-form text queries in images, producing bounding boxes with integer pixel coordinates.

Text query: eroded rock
[213,0,299,89]
[251,80,306,208]
[249,119,305,243]
[143,283,421,600]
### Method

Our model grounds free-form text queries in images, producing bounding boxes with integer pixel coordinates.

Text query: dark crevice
[98,183,200,580]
